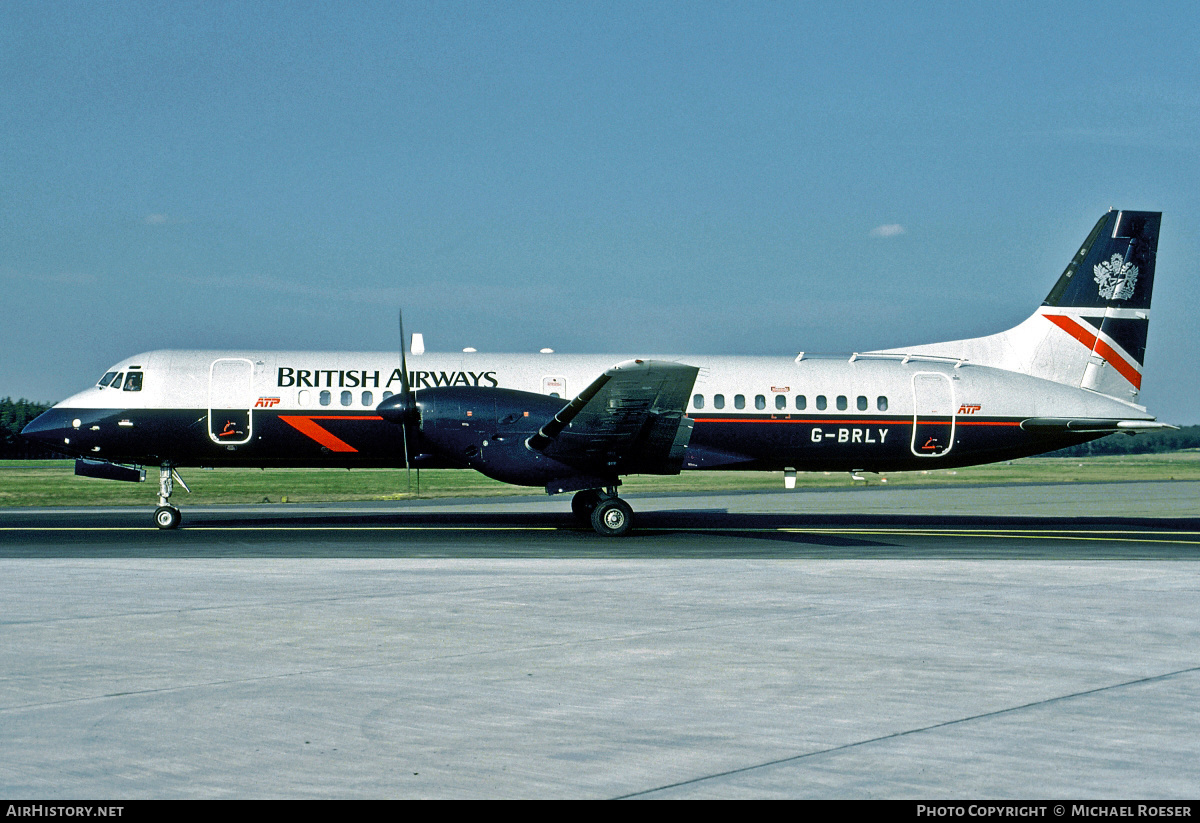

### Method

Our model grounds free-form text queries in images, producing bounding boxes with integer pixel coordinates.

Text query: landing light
[540,348,554,354]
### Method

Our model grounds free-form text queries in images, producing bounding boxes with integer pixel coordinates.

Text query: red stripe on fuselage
[692,417,895,425]
[691,417,1020,426]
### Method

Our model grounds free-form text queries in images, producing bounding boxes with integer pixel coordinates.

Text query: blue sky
[3,1,1198,422]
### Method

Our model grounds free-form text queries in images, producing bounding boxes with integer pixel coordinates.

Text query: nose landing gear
[153,464,188,529]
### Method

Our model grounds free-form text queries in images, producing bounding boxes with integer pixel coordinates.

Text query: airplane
[22,209,1173,536]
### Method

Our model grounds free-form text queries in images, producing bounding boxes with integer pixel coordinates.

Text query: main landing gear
[571,488,633,537]
[153,464,188,530]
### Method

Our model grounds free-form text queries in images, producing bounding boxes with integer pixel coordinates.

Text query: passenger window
[877,396,888,411]
[836,395,848,411]
[714,394,725,410]
[693,394,705,410]
[856,395,867,411]
[755,395,766,410]
[775,394,786,410]
[816,395,827,411]
[795,395,806,410]
[382,391,393,400]
[98,372,117,388]
[341,391,352,406]
[362,391,373,406]
[734,394,746,410]
[110,373,124,390]
[298,390,311,407]
[123,372,143,392]
[320,390,331,406]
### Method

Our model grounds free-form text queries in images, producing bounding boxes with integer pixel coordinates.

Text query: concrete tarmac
[1,481,1198,798]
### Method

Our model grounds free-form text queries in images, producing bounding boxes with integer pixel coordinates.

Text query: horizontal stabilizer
[1019,418,1177,434]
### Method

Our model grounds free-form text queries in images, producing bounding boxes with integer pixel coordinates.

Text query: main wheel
[154,505,181,530]
[590,498,633,537]
[571,489,602,523]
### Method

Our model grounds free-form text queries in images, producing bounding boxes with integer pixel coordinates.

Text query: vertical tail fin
[873,209,1161,404]
[1039,210,1159,396]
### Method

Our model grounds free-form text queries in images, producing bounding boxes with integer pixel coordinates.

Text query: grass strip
[2,453,1198,507]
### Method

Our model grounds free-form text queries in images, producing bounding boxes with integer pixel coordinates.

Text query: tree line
[1,395,1197,460]
[0,398,56,458]
[1047,425,1200,457]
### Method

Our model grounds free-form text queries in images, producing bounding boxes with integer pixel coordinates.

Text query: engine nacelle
[413,387,599,488]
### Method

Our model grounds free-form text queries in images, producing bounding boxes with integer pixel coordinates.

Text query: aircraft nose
[21,408,76,448]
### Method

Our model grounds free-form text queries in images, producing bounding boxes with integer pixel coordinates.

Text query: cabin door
[910,372,955,457]
[208,358,254,445]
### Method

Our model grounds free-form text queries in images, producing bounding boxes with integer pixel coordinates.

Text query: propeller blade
[398,310,411,399]
[374,309,417,493]
[399,310,412,490]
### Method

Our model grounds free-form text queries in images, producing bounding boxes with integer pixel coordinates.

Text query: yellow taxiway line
[3,524,1200,544]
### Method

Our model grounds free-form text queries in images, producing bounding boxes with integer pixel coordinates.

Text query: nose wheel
[155,505,182,530]
[153,464,188,529]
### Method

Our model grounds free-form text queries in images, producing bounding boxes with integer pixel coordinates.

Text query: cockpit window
[98,371,117,388]
[123,371,143,392]
[110,373,124,390]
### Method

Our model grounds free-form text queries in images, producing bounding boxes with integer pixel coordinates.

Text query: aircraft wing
[527,359,700,477]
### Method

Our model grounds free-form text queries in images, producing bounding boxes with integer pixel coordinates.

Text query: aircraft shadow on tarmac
[4,509,1200,560]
